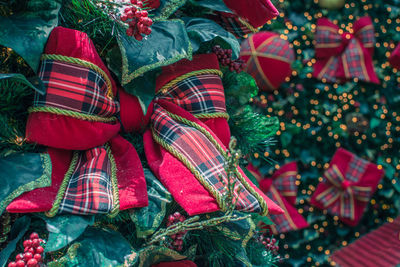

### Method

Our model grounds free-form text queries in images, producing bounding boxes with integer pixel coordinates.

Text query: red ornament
[240,32,295,92]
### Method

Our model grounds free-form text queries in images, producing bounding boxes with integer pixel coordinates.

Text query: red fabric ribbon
[311,148,384,226]
[314,164,373,221]
[247,162,308,234]
[390,42,400,69]
[313,16,379,84]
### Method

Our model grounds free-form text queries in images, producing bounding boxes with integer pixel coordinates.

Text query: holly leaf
[194,0,233,13]
[130,168,172,238]
[0,73,45,94]
[0,0,62,72]
[152,0,187,21]
[45,215,95,252]
[0,216,30,267]
[115,19,192,86]
[0,153,52,216]
[182,17,240,59]
[47,227,133,267]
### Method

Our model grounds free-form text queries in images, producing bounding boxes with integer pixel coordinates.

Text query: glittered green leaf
[130,168,172,238]
[116,19,192,86]
[136,246,186,267]
[47,227,133,267]
[193,0,233,12]
[45,215,95,252]
[0,153,52,216]
[0,216,30,267]
[0,73,44,94]
[182,17,240,59]
[153,0,187,21]
[0,0,62,72]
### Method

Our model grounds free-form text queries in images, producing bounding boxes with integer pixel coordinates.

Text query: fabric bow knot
[313,16,379,84]
[248,162,308,234]
[315,164,372,220]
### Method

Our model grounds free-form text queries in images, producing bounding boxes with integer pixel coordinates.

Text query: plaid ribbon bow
[315,163,373,221]
[248,162,308,233]
[313,16,379,84]
[151,70,268,215]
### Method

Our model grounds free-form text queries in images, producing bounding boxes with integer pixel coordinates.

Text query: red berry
[126,28,134,36]
[29,233,39,240]
[15,254,24,261]
[8,262,17,267]
[127,11,134,19]
[24,247,29,252]
[33,254,42,262]
[143,27,152,35]
[272,238,276,244]
[140,10,148,17]
[24,252,33,261]
[28,247,35,254]
[124,7,131,13]
[23,240,32,248]
[26,258,38,267]
[15,261,25,267]
[35,246,44,254]
[136,1,143,8]
[134,33,143,41]
[120,15,128,22]
[32,239,40,248]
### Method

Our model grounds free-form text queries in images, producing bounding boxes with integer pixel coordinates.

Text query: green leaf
[0,153,52,215]
[130,168,172,238]
[153,0,187,21]
[370,118,381,129]
[194,0,233,13]
[0,0,62,71]
[251,213,274,226]
[115,19,192,86]
[0,216,31,267]
[0,73,44,94]
[45,215,95,252]
[281,131,293,148]
[182,17,240,59]
[48,227,133,267]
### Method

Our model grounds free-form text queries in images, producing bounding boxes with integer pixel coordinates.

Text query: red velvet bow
[313,17,379,84]
[390,43,400,69]
[314,164,372,221]
[247,162,308,234]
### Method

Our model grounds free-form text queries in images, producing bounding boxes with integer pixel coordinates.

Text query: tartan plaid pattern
[151,103,261,213]
[215,12,253,38]
[35,59,119,117]
[246,58,271,91]
[355,26,375,47]
[342,39,367,80]
[315,28,342,46]
[346,153,368,183]
[58,146,114,215]
[317,154,372,219]
[319,56,340,82]
[273,173,297,198]
[266,191,292,233]
[258,37,296,62]
[156,73,227,117]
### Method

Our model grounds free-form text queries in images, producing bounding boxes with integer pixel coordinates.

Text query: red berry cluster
[166,212,187,251]
[8,233,44,267]
[120,0,153,41]
[258,235,279,255]
[212,45,246,73]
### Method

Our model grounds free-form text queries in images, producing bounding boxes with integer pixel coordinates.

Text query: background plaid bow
[315,163,373,221]
[248,162,308,233]
[313,16,379,84]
